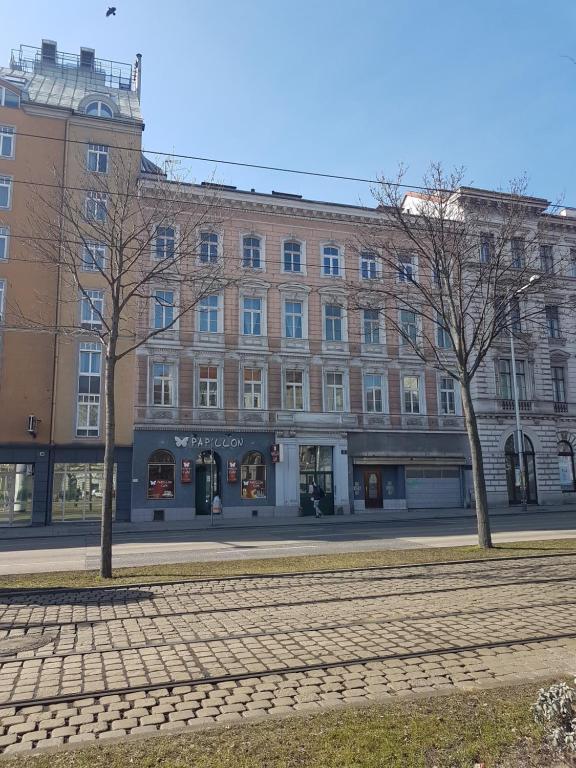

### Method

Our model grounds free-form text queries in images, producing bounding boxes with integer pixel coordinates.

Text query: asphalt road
[0,509,575,574]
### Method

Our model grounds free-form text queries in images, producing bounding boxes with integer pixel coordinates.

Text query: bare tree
[26,150,234,577]
[349,164,566,548]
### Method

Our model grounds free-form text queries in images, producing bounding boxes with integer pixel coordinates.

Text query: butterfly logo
[174,436,189,448]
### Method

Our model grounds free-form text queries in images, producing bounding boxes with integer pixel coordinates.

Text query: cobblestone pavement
[2,555,576,755]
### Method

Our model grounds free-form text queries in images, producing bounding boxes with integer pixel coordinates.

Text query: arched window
[242,236,262,269]
[147,449,175,499]
[85,101,113,118]
[504,434,537,504]
[283,240,302,273]
[241,451,266,499]
[559,441,576,492]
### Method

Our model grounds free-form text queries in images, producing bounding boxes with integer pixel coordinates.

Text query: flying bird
[106,7,117,16]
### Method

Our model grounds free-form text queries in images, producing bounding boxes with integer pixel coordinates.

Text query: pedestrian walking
[310,483,324,518]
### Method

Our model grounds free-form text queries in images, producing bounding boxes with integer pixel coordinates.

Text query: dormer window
[85,101,113,118]
[0,87,20,109]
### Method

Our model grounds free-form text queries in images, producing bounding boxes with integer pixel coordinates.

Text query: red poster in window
[181,459,192,484]
[227,459,238,483]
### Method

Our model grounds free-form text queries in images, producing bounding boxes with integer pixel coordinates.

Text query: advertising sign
[227,459,238,483]
[148,478,174,499]
[181,459,192,484]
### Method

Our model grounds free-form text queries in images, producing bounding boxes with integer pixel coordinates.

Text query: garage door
[405,466,462,509]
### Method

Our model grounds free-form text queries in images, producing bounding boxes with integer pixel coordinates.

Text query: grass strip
[0,683,559,768]
[0,538,576,591]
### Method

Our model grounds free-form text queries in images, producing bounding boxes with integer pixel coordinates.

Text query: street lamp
[509,274,540,511]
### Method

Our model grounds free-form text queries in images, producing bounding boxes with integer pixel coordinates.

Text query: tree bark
[461,377,493,549]
[100,339,117,579]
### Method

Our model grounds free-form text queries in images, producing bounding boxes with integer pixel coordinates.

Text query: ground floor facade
[1,420,575,527]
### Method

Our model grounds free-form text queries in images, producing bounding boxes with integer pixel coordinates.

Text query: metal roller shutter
[405,465,462,509]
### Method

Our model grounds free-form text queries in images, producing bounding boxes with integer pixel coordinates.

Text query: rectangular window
[361,252,378,279]
[243,297,262,335]
[154,226,175,260]
[0,279,4,323]
[0,87,19,108]
[198,295,219,333]
[87,144,108,173]
[511,237,525,268]
[364,373,383,413]
[480,233,493,264]
[403,375,420,414]
[325,304,343,341]
[0,126,14,158]
[398,254,416,282]
[510,298,522,333]
[571,248,576,278]
[0,227,8,260]
[540,244,554,274]
[199,365,219,407]
[325,371,345,412]
[285,370,304,410]
[52,463,116,522]
[153,290,175,330]
[363,309,380,343]
[242,236,261,269]
[546,305,561,338]
[85,191,107,221]
[552,366,566,403]
[436,315,452,349]
[400,309,418,345]
[498,359,527,400]
[283,241,302,273]
[80,290,103,329]
[440,377,456,415]
[81,241,105,271]
[199,231,219,263]
[322,245,341,277]
[0,176,12,209]
[285,300,303,339]
[152,362,175,406]
[77,343,101,436]
[243,368,263,409]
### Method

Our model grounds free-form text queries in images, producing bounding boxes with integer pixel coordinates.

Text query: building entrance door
[195,451,220,515]
[363,468,382,508]
[298,445,335,516]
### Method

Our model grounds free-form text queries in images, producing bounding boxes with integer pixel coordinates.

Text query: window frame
[76,342,102,437]
[0,279,5,323]
[324,302,345,342]
[479,233,494,264]
[0,175,13,210]
[363,372,385,413]
[81,240,106,272]
[551,365,567,403]
[283,368,307,411]
[150,361,177,407]
[546,305,561,339]
[401,374,423,415]
[241,233,264,271]
[321,243,344,278]
[397,253,418,283]
[198,230,220,264]
[439,375,457,415]
[0,226,9,261]
[147,450,175,500]
[152,288,177,333]
[0,86,20,108]
[197,363,221,408]
[511,237,525,269]
[85,190,107,221]
[540,244,554,274]
[152,224,177,261]
[399,308,419,346]
[85,100,114,118]
[284,299,304,340]
[197,294,222,334]
[362,308,381,344]
[0,125,15,159]
[360,251,380,280]
[86,143,109,173]
[282,238,306,274]
[240,451,267,499]
[324,369,348,413]
[80,289,104,330]
[241,366,265,410]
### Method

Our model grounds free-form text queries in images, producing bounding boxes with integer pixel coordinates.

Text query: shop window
[241,451,266,499]
[148,450,175,499]
[51,463,116,522]
[559,441,576,492]
[0,463,33,526]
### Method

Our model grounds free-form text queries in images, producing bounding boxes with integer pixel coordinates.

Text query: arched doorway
[195,451,220,515]
[505,434,538,505]
[558,441,576,493]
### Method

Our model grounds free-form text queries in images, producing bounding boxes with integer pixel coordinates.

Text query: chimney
[133,53,142,100]
[80,47,95,70]
[41,39,57,65]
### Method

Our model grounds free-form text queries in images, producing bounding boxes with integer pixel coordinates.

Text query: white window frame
[85,191,107,221]
[80,290,104,330]
[399,308,420,347]
[85,100,114,118]
[152,288,178,333]
[282,238,306,275]
[321,243,344,278]
[197,294,223,334]
[87,143,109,173]
[283,367,308,411]
[0,279,5,323]
[511,237,525,269]
[360,251,380,280]
[0,176,12,210]
[397,253,418,283]
[436,313,452,349]
[241,366,266,410]
[323,369,348,413]
[363,372,387,414]
[479,233,494,264]
[150,360,177,407]
[239,285,269,340]
[438,375,461,416]
[241,233,265,271]
[551,365,567,403]
[0,125,15,159]
[401,373,425,415]
[76,342,102,437]
[81,240,106,272]
[362,308,381,344]
[0,226,9,261]
[540,244,554,274]
[323,302,347,342]
[198,230,221,264]
[0,87,20,108]
[196,363,222,408]
[152,224,177,261]
[284,298,305,340]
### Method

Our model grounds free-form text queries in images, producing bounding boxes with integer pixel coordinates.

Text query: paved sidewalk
[1,555,576,754]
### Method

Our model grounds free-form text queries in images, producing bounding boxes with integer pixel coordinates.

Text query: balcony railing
[498,399,533,412]
[554,401,569,414]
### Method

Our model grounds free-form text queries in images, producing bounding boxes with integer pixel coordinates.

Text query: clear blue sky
[5,0,576,206]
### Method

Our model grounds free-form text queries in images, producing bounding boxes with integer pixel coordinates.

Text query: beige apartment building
[0,40,143,526]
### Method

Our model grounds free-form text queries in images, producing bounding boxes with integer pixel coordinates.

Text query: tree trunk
[461,378,493,549]
[100,342,116,578]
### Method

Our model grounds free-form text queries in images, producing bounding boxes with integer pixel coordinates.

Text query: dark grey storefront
[348,432,471,512]
[131,429,277,521]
